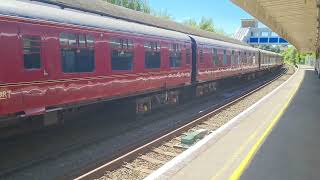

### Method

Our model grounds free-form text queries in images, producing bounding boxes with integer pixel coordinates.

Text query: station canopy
[231,0,319,52]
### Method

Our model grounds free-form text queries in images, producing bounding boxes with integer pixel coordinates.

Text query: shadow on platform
[242,67,320,180]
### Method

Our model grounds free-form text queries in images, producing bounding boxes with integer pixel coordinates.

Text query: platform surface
[242,66,320,180]
[162,66,316,180]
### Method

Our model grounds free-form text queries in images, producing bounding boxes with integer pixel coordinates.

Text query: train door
[190,36,197,83]
[18,24,49,82]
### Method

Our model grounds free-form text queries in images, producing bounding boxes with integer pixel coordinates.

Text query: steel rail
[71,67,290,180]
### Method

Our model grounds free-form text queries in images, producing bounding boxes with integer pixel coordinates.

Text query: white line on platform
[144,65,299,180]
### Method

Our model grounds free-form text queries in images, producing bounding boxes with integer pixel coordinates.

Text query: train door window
[144,41,160,69]
[60,33,95,73]
[244,51,247,64]
[23,36,42,69]
[231,50,235,65]
[199,48,204,63]
[223,49,227,65]
[78,34,86,47]
[110,38,134,70]
[213,48,219,66]
[169,44,181,68]
[186,48,191,65]
[86,35,95,47]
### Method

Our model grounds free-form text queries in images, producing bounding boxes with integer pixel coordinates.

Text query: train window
[213,48,219,66]
[60,33,95,73]
[110,38,134,70]
[86,35,95,47]
[145,52,160,69]
[186,48,191,64]
[231,50,235,65]
[110,39,121,48]
[223,50,227,65]
[110,39,133,49]
[144,41,160,51]
[111,51,133,70]
[61,49,95,73]
[23,36,42,69]
[169,44,181,68]
[243,51,247,64]
[60,33,77,46]
[199,49,204,63]
[145,42,161,69]
[59,33,69,46]
[78,34,86,47]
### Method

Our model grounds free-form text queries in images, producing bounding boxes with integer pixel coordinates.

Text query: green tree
[151,9,173,20]
[182,17,229,36]
[199,17,215,32]
[258,45,281,53]
[104,0,150,13]
[182,18,198,29]
[281,46,312,65]
[103,1,228,35]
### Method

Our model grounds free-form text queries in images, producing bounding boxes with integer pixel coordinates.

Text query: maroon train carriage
[259,49,283,70]
[0,1,283,127]
[0,1,192,122]
[191,35,260,82]
[188,35,261,96]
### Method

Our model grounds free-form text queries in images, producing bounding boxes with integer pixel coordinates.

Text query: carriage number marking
[0,90,11,100]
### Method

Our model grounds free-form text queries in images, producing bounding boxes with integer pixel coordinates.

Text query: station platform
[145,65,319,180]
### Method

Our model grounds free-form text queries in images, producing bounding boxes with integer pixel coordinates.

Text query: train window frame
[186,48,191,65]
[144,41,161,69]
[22,35,42,70]
[110,38,134,71]
[169,43,182,68]
[60,33,95,73]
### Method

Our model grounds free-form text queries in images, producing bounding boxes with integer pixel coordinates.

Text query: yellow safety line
[211,130,259,180]
[210,68,302,180]
[229,72,303,180]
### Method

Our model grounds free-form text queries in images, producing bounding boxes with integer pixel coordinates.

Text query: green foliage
[258,45,281,53]
[103,1,229,36]
[182,18,198,28]
[282,46,297,65]
[199,17,215,32]
[104,0,150,13]
[281,46,314,65]
[151,9,173,20]
[183,17,229,36]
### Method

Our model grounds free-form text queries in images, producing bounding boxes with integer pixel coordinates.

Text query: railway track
[68,66,294,180]
[0,66,293,180]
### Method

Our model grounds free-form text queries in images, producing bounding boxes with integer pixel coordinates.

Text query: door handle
[44,69,48,76]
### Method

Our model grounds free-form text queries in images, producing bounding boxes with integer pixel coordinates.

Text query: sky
[148,0,254,35]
